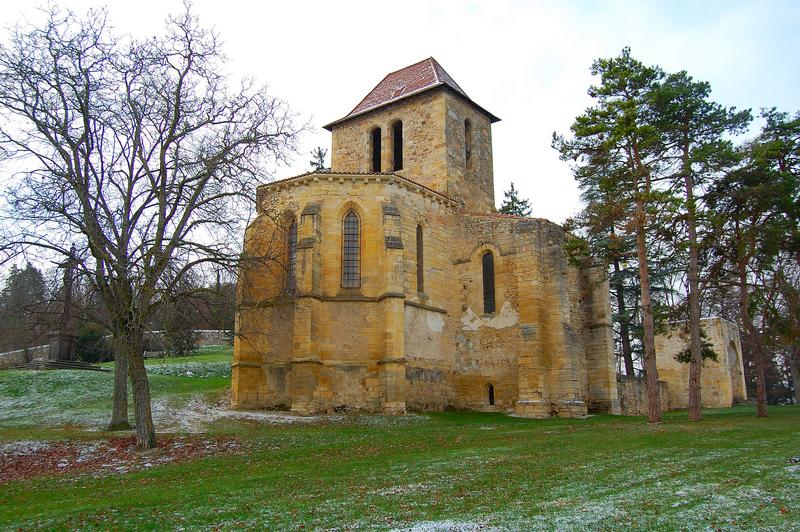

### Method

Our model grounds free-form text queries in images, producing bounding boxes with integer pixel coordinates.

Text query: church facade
[232,58,620,418]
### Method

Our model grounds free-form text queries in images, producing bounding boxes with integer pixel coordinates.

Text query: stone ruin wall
[616,376,671,416]
[654,317,747,409]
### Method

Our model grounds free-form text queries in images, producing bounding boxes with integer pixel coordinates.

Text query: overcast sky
[1,0,798,223]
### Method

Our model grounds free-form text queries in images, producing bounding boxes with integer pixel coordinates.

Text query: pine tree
[0,262,48,350]
[310,147,329,172]
[554,47,667,423]
[706,108,799,417]
[498,182,532,216]
[653,70,751,421]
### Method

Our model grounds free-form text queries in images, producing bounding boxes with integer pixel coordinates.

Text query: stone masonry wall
[0,345,48,369]
[330,88,496,212]
[331,91,447,184]
[234,175,619,417]
[234,173,457,413]
[654,317,747,409]
[449,213,618,417]
[443,92,495,212]
[616,376,671,416]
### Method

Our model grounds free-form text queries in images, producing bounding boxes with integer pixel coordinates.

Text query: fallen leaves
[0,435,244,484]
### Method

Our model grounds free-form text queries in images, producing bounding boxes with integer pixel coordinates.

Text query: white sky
[1,0,798,224]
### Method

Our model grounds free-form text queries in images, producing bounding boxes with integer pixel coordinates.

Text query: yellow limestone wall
[233,81,619,417]
[654,317,747,409]
[331,88,495,212]
[232,173,620,417]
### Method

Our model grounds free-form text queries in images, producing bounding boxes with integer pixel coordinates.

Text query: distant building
[232,58,619,417]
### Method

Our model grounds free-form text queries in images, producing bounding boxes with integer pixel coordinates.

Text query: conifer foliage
[498,182,532,216]
[556,47,799,419]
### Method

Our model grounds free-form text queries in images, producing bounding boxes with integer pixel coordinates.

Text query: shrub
[75,325,112,363]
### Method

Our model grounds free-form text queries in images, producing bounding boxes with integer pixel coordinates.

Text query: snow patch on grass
[0,440,51,455]
[151,396,322,432]
[152,395,430,433]
[390,519,499,531]
[146,361,230,378]
[374,482,434,496]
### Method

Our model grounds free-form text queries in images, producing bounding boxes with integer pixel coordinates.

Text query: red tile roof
[324,57,500,130]
[258,171,459,204]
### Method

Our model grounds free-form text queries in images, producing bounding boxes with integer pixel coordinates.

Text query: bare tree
[0,5,301,448]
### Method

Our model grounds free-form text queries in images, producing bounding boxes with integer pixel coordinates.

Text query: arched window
[371,128,382,172]
[342,211,360,288]
[482,251,495,314]
[487,384,495,406]
[464,119,473,166]
[416,225,424,293]
[392,121,403,171]
[286,218,297,292]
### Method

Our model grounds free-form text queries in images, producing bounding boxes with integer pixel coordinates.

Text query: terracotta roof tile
[258,171,459,204]
[324,57,499,130]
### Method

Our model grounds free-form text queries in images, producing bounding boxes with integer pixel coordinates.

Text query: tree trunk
[684,166,703,421]
[107,341,131,431]
[635,196,661,423]
[613,257,636,377]
[737,258,768,417]
[791,345,800,406]
[121,327,157,448]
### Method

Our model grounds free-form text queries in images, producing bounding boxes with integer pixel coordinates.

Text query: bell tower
[324,58,500,212]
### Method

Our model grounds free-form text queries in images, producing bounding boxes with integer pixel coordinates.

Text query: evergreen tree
[554,47,668,423]
[563,185,644,377]
[0,262,48,350]
[310,147,329,172]
[498,182,532,216]
[653,70,751,421]
[705,115,797,417]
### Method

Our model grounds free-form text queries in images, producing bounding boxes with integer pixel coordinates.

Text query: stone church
[232,58,621,418]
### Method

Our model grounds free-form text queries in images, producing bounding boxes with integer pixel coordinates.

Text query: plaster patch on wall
[405,306,443,361]
[461,301,519,331]
[426,311,445,332]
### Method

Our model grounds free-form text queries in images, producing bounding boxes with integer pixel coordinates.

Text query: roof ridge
[428,57,441,84]
[383,57,432,77]
[323,57,499,131]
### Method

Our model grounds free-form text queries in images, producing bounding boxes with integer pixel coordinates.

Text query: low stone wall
[0,330,232,369]
[143,329,233,348]
[194,329,234,346]
[0,345,48,369]
[617,375,671,416]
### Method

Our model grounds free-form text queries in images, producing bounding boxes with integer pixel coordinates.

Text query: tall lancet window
[482,251,495,314]
[371,127,382,172]
[392,120,403,171]
[286,218,298,292]
[464,118,473,168]
[416,225,424,293]
[342,211,361,288]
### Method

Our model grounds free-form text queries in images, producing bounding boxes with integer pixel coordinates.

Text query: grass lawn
[97,344,235,368]
[1,349,798,530]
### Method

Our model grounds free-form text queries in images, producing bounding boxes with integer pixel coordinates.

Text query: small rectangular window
[392,121,403,171]
[371,128,382,172]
